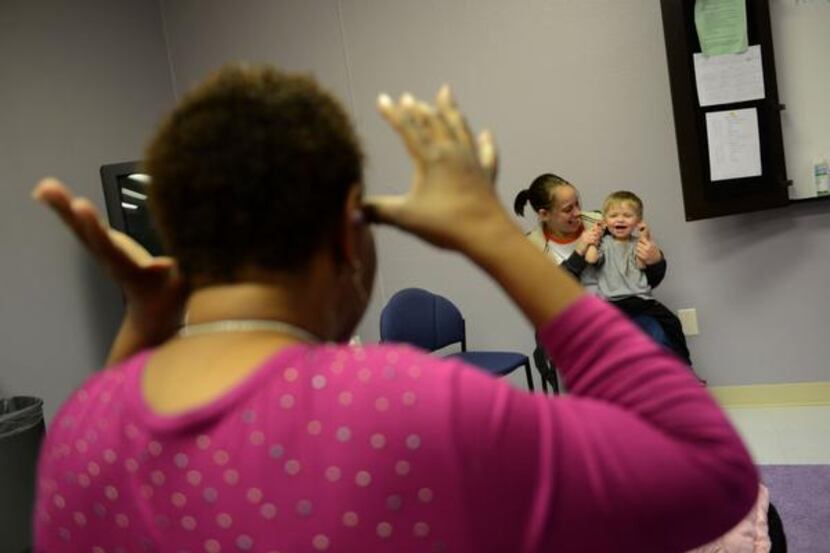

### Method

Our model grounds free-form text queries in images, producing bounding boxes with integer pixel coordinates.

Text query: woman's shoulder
[525,226,547,250]
[42,352,151,456]
[61,350,152,412]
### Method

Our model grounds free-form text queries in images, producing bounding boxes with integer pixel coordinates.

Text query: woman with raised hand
[33,65,756,552]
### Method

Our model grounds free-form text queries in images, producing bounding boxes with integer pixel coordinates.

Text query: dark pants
[611,297,692,366]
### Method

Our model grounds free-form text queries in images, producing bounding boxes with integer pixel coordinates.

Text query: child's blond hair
[602,190,644,219]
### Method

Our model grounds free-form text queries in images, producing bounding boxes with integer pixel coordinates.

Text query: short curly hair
[145,64,364,283]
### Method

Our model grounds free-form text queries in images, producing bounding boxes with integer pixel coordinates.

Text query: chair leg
[523,361,534,392]
[540,374,548,393]
[549,368,560,395]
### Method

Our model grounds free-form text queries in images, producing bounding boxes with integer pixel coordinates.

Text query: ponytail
[515,173,573,217]
[513,189,530,216]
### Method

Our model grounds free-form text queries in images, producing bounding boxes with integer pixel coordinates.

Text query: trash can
[0,396,45,553]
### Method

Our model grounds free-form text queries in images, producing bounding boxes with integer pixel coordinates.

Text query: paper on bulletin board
[693,45,765,107]
[694,0,748,56]
[705,108,762,181]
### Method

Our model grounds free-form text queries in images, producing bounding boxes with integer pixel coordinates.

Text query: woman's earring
[350,260,368,303]
[347,209,368,302]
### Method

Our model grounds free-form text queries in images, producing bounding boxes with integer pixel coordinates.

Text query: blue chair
[380,288,534,390]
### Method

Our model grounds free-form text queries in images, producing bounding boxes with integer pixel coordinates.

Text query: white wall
[0,0,175,421]
[158,0,829,388]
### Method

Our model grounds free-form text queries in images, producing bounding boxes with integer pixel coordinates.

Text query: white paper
[705,108,762,181]
[693,45,765,107]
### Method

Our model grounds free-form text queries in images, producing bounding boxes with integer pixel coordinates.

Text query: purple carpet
[760,465,830,552]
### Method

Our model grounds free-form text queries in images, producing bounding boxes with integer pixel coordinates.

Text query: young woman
[513,173,666,291]
[514,176,695,364]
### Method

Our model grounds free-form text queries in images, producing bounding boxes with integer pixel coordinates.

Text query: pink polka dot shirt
[34,296,758,552]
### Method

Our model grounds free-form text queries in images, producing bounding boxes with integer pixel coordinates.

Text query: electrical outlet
[677,308,699,336]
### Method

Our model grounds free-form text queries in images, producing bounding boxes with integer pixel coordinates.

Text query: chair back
[380,288,466,351]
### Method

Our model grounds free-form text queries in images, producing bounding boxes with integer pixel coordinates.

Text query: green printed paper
[694,0,748,56]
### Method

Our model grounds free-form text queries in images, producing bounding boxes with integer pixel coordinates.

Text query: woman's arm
[369,88,757,551]
[584,243,600,264]
[560,250,587,279]
[644,256,667,287]
[368,89,584,327]
[449,297,757,552]
[33,179,187,365]
[538,298,756,550]
[637,222,667,287]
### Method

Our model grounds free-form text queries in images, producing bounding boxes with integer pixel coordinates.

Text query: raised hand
[589,221,605,244]
[365,85,585,328]
[636,222,662,267]
[575,220,604,255]
[638,222,650,241]
[33,178,187,364]
[364,86,512,254]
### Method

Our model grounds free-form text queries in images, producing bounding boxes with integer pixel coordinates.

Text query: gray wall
[0,0,175,421]
[2,1,828,422]
[159,0,830,388]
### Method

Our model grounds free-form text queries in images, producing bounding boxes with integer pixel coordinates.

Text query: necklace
[178,319,322,343]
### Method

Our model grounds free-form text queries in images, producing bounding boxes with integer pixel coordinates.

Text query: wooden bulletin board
[660,0,791,221]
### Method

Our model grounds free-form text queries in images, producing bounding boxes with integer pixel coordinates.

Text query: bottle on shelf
[815,158,829,197]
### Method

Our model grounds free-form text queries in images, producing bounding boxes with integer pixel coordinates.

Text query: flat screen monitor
[100,161,164,256]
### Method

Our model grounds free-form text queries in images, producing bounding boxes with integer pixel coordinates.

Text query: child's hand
[591,221,606,243]
[576,221,604,255]
[636,222,662,266]
[584,244,600,265]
